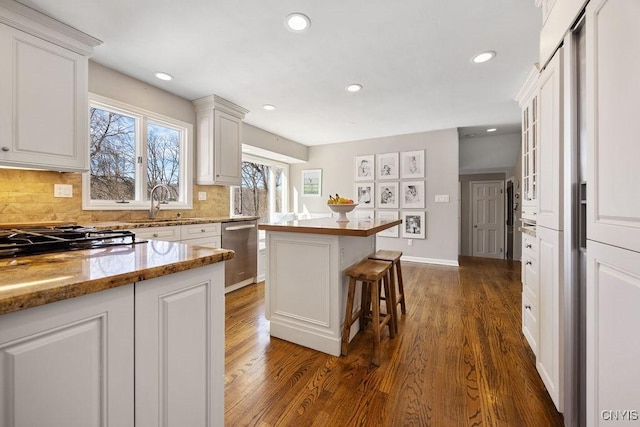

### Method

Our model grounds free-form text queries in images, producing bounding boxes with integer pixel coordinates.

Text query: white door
[471,181,504,259]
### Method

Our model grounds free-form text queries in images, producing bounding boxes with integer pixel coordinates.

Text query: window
[83,94,192,210]
[231,155,288,222]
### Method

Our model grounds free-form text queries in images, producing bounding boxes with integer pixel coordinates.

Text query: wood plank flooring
[224,256,564,426]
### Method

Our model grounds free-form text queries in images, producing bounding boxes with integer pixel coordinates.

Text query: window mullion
[138,116,147,202]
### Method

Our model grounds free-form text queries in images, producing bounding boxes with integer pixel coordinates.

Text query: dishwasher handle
[224,224,256,231]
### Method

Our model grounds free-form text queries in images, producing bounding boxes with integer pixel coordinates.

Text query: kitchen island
[0,240,233,427]
[259,217,401,356]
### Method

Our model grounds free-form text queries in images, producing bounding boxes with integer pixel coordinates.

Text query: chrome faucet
[149,184,171,219]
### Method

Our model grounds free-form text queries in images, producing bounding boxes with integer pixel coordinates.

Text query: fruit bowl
[327,203,358,222]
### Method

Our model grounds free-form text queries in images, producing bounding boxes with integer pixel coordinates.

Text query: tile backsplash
[0,169,230,225]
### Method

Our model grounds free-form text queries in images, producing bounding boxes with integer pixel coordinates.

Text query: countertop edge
[0,249,234,316]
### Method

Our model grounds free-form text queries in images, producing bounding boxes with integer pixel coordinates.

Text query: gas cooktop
[0,225,144,259]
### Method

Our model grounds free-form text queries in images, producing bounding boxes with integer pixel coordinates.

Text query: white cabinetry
[521,233,539,354]
[586,1,640,424]
[130,223,222,248]
[0,1,100,172]
[0,285,134,427]
[516,67,540,219]
[135,264,224,427]
[193,95,249,186]
[537,49,564,231]
[131,225,181,242]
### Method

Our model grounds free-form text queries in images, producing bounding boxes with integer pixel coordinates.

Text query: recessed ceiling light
[487,128,497,132]
[471,51,496,64]
[346,84,363,93]
[263,104,276,111]
[285,13,310,32]
[154,72,173,81]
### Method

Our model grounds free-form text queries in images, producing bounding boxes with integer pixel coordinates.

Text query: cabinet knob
[525,305,532,310]
[526,261,532,266]
[1,146,9,152]
[526,244,532,248]
[201,229,206,233]
[153,233,159,237]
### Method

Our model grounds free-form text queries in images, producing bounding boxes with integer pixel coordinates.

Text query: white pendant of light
[285,13,310,32]
[471,51,496,64]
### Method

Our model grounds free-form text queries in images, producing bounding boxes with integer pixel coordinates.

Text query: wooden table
[259,217,401,356]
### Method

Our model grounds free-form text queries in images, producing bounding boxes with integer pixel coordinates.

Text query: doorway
[471,180,505,259]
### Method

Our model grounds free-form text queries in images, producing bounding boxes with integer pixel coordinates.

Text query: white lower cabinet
[135,263,224,427]
[0,263,225,427]
[586,240,640,426]
[536,226,563,412]
[0,285,135,427]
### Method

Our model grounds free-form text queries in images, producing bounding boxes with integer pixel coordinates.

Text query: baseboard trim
[401,256,459,267]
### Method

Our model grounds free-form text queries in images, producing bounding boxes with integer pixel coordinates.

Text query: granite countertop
[87,215,260,230]
[259,217,402,237]
[0,241,234,316]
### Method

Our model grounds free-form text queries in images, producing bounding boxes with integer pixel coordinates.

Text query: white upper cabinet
[0,1,100,172]
[587,0,640,253]
[537,48,564,231]
[516,66,540,219]
[193,95,249,186]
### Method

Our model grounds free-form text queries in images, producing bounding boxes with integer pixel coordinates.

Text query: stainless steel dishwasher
[221,220,258,288]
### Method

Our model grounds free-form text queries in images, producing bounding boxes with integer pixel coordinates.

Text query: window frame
[230,154,289,220]
[83,93,193,211]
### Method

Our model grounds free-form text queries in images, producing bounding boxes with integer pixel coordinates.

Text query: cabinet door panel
[214,110,242,185]
[536,226,563,412]
[586,240,640,426]
[135,265,224,427]
[538,49,563,230]
[587,0,640,252]
[0,285,134,427]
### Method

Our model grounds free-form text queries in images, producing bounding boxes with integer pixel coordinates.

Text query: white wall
[459,133,521,174]
[290,129,459,266]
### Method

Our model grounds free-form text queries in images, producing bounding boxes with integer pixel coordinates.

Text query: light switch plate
[54,184,73,198]
[198,191,207,201]
[435,194,450,203]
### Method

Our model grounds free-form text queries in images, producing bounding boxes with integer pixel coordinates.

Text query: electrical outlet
[198,191,207,201]
[435,194,450,203]
[408,239,413,246]
[54,184,73,198]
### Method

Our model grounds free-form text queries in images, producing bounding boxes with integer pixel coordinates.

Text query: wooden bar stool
[368,250,406,334]
[342,259,395,366]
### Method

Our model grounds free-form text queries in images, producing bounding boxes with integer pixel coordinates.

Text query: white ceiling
[19,0,541,146]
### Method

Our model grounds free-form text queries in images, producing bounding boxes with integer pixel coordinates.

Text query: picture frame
[376,152,399,180]
[354,183,375,208]
[354,209,374,220]
[401,180,425,209]
[400,150,425,179]
[402,211,426,239]
[355,154,375,181]
[377,210,399,238]
[302,169,322,197]
[377,182,399,209]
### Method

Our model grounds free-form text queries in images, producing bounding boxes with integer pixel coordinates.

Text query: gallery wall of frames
[354,150,426,239]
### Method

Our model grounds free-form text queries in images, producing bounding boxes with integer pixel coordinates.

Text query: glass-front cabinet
[516,66,540,220]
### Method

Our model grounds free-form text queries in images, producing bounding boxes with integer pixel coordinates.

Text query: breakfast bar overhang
[259,217,402,356]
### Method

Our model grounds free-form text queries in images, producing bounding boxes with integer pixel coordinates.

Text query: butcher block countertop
[259,217,402,237]
[0,241,234,316]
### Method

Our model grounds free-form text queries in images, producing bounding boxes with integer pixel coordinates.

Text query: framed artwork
[301,169,322,197]
[376,152,399,180]
[377,182,399,209]
[401,180,425,209]
[355,155,374,181]
[355,209,374,219]
[377,210,399,238]
[402,211,426,239]
[400,150,425,179]
[354,183,375,208]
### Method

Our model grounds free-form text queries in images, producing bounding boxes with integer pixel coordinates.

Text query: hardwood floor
[224,256,564,426]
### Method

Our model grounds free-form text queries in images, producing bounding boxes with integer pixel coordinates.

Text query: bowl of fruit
[327,194,358,222]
